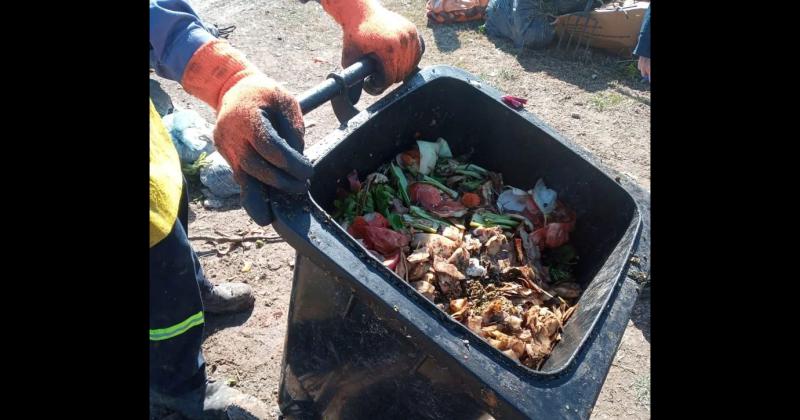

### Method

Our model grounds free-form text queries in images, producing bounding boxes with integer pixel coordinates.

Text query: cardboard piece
[554,1,649,56]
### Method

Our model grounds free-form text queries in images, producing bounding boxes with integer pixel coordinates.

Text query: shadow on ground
[490,35,647,93]
[427,19,483,52]
[630,292,650,343]
[428,20,648,93]
[203,305,256,338]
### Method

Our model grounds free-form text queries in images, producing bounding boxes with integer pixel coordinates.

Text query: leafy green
[460,179,483,191]
[372,184,396,217]
[548,266,572,284]
[409,205,451,228]
[455,169,484,179]
[333,194,358,222]
[387,213,405,230]
[470,211,520,230]
[390,162,411,206]
[402,214,438,233]
[543,245,578,284]
[419,175,459,199]
[181,152,210,177]
[355,187,374,215]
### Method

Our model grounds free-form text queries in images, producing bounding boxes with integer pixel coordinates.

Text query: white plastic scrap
[466,258,487,277]
[532,178,557,216]
[496,187,530,213]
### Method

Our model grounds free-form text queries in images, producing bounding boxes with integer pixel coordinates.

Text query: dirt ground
[151,0,650,418]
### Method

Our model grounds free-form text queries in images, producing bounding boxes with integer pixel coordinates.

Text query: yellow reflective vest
[149,99,183,248]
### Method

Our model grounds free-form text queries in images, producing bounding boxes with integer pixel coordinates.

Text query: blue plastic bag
[485,0,557,49]
[199,151,241,198]
[161,109,216,164]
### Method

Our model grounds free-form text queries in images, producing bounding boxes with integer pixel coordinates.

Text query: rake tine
[572,0,595,56]
[556,16,565,51]
[576,13,593,54]
[569,16,579,57]
[572,17,584,57]
[572,16,586,58]
[565,15,576,52]
[583,17,599,62]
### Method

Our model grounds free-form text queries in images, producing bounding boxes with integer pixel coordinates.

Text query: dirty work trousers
[150,182,215,399]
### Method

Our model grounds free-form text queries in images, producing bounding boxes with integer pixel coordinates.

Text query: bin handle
[297,57,376,125]
[240,57,376,226]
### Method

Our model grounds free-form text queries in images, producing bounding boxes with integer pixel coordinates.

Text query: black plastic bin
[267,65,650,419]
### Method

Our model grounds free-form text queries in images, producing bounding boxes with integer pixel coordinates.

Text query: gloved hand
[321,0,424,95]
[181,40,312,225]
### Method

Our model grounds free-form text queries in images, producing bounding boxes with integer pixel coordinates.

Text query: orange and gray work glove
[320,0,425,95]
[181,39,313,195]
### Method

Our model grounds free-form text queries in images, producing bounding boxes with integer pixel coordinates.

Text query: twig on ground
[188,235,283,243]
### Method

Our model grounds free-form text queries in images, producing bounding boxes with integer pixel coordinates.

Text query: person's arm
[149,0,423,211]
[150,0,312,205]
[633,6,651,59]
[317,0,424,94]
[633,6,650,80]
[149,0,217,81]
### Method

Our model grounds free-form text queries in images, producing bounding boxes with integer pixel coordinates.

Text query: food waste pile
[333,138,582,369]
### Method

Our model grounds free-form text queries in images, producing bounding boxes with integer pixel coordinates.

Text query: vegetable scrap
[501,95,528,110]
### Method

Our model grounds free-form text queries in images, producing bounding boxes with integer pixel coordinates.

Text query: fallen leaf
[241,261,253,273]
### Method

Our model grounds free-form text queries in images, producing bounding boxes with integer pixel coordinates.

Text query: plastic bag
[149,79,174,117]
[161,109,216,164]
[555,0,595,15]
[485,0,559,49]
[199,151,241,198]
